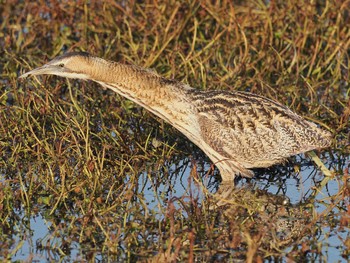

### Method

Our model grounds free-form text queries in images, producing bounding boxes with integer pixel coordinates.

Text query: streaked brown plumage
[19,52,332,181]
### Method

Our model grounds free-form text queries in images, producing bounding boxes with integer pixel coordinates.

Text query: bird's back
[191,90,331,170]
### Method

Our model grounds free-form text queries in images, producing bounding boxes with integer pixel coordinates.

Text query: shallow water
[3,149,349,262]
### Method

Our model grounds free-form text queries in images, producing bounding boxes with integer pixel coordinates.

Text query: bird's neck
[89,59,201,140]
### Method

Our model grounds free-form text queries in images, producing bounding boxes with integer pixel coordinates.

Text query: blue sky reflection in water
[9,151,350,262]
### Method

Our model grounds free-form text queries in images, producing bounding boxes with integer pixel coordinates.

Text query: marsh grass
[1,0,349,261]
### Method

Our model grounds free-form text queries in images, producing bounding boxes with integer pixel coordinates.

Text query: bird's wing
[194,90,321,168]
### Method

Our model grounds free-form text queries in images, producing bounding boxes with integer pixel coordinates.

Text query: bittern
[19,52,332,181]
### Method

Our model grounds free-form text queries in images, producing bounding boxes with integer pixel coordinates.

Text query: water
[5,151,349,262]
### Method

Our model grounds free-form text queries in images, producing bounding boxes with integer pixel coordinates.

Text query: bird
[19,52,332,182]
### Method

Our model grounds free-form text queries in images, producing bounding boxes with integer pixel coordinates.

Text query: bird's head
[19,52,93,80]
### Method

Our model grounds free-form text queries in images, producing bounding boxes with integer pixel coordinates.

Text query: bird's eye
[58,63,64,67]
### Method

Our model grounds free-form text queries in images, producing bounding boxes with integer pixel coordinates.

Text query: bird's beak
[19,64,64,79]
